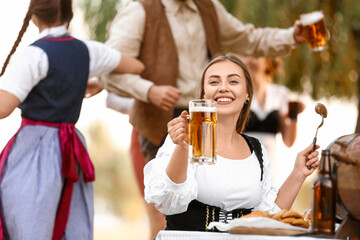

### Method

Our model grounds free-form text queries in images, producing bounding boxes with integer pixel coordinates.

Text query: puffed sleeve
[144,135,198,215]
[82,40,121,78]
[0,46,48,102]
[254,144,281,214]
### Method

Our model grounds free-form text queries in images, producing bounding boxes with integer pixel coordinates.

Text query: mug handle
[179,114,190,149]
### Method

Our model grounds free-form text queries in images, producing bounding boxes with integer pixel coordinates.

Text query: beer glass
[288,93,303,121]
[188,99,217,165]
[300,11,327,52]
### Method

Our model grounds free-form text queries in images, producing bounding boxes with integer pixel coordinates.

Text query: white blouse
[0,25,121,102]
[144,135,281,216]
[251,83,290,121]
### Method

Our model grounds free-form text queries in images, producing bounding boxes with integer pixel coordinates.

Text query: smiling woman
[142,53,320,232]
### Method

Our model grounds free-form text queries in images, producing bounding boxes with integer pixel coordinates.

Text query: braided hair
[0,9,32,77]
[0,0,73,77]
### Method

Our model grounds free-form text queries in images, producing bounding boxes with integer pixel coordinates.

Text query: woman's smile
[215,96,234,104]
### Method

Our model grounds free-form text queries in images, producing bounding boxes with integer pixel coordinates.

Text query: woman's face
[203,60,249,117]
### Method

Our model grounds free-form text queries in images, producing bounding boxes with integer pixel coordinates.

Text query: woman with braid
[0,0,144,239]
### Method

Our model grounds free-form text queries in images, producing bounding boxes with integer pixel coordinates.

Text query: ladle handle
[307,137,317,169]
[311,137,317,153]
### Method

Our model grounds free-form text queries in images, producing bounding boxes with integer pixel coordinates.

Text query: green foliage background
[76,0,121,43]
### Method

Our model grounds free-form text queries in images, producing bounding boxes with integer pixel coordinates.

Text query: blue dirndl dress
[0,35,95,240]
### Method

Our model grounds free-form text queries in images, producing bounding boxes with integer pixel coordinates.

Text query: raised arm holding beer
[143,53,320,232]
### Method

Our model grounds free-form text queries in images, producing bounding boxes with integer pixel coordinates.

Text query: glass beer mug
[300,11,328,52]
[188,99,217,165]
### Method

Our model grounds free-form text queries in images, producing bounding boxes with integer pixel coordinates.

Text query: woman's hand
[276,144,319,209]
[294,144,320,177]
[167,110,189,145]
[0,90,20,119]
[85,78,103,98]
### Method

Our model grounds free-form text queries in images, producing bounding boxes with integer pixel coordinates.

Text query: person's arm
[0,46,47,114]
[111,53,144,75]
[147,85,182,111]
[280,115,297,147]
[275,144,319,209]
[165,111,190,183]
[144,130,198,215]
[84,37,145,98]
[281,101,305,147]
[0,90,20,119]
[96,73,182,110]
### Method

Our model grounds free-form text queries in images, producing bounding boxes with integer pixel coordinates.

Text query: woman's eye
[209,80,219,85]
[229,80,239,84]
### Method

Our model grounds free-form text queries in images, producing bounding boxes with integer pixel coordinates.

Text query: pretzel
[280,217,297,224]
[281,210,303,219]
[271,209,309,229]
[241,210,272,219]
[292,218,310,228]
[272,209,287,220]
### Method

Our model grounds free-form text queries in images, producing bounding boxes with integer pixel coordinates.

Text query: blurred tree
[75,0,121,43]
[220,0,360,132]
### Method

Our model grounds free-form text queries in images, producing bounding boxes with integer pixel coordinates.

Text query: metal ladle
[308,103,327,169]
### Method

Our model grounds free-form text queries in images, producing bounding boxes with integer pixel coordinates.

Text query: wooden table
[155,230,336,240]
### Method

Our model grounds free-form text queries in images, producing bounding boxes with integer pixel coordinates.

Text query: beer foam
[300,11,324,26]
[189,106,216,112]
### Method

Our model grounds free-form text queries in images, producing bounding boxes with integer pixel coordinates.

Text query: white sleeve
[144,135,198,215]
[83,40,121,78]
[0,46,48,102]
[254,143,281,214]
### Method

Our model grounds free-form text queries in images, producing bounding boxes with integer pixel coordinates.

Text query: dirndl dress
[0,35,95,240]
